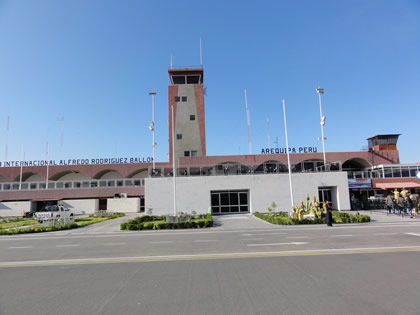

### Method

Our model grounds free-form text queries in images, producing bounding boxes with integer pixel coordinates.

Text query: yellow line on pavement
[2,246,420,268]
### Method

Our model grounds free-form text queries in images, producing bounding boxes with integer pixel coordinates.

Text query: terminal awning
[31,198,62,201]
[374,182,420,190]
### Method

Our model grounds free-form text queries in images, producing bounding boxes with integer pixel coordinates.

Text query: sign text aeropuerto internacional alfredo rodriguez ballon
[0,157,153,167]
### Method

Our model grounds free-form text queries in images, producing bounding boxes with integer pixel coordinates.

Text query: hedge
[255,211,370,225]
[0,213,125,235]
[121,214,213,230]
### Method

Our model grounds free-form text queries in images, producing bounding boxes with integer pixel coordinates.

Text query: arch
[50,170,91,181]
[293,159,328,172]
[24,173,46,182]
[342,158,371,171]
[93,169,124,180]
[255,160,288,173]
[211,162,250,175]
[128,169,149,178]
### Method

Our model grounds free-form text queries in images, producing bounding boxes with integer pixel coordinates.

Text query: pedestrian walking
[396,195,405,217]
[404,196,413,218]
[325,200,333,227]
[386,193,394,214]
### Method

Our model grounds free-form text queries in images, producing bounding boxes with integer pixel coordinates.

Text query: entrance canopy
[374,182,420,190]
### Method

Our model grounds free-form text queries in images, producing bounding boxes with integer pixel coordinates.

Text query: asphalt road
[1,213,420,315]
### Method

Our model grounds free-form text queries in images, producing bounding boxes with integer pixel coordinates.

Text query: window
[174,96,180,102]
[182,96,187,102]
[190,115,195,120]
[191,150,197,156]
[184,151,190,157]
[177,134,182,140]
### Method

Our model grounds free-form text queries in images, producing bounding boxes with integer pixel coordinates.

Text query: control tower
[367,134,401,152]
[168,67,206,163]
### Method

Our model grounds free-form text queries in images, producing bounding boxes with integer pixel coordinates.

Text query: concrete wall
[145,172,351,215]
[107,197,140,213]
[0,201,31,216]
[175,85,203,159]
[61,199,98,214]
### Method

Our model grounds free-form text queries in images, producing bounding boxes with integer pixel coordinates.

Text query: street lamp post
[316,87,327,171]
[149,90,157,173]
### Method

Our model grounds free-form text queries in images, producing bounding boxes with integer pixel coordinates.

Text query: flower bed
[0,213,125,235]
[255,211,370,225]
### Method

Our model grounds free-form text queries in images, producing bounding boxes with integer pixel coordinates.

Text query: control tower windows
[177,134,182,140]
[190,115,195,120]
[182,96,187,102]
[174,96,180,102]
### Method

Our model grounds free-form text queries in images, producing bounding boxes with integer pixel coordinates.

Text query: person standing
[396,195,405,217]
[404,196,413,218]
[386,193,394,214]
[325,200,333,226]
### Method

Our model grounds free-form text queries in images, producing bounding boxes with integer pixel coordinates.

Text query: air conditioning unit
[120,193,128,198]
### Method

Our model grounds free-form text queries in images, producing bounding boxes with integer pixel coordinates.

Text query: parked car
[34,206,74,223]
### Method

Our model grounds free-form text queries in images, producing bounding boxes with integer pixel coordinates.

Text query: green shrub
[256,211,368,225]
[120,214,213,230]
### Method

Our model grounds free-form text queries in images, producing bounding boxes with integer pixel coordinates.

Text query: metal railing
[0,178,145,192]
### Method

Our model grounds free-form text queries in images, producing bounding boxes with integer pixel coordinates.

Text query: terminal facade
[0,67,418,216]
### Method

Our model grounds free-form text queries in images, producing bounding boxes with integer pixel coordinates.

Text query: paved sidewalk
[346,209,419,223]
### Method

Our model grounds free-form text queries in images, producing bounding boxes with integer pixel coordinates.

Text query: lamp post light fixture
[149,90,157,173]
[316,87,327,171]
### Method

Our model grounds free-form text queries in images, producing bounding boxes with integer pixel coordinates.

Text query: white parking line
[8,246,33,249]
[405,233,420,237]
[56,244,80,248]
[248,242,308,246]
[103,243,126,246]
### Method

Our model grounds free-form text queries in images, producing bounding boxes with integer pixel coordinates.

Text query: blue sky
[0,0,419,164]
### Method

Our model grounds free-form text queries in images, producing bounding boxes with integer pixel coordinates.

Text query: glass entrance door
[211,190,249,214]
[318,188,332,209]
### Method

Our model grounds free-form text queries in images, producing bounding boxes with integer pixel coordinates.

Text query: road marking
[3,222,420,242]
[2,245,420,268]
[241,233,286,236]
[247,242,308,246]
[375,233,398,236]
[194,240,216,242]
[286,236,309,239]
[56,244,80,248]
[148,241,173,244]
[330,235,353,237]
[103,243,126,246]
[242,238,264,241]
[405,233,420,237]
[8,246,33,249]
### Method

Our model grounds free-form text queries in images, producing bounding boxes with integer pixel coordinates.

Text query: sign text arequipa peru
[261,146,318,154]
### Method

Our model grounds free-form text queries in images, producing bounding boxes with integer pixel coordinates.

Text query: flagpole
[282,99,294,209]
[171,105,177,217]
[19,147,24,190]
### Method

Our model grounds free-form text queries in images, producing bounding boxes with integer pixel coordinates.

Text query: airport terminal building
[0,67,418,216]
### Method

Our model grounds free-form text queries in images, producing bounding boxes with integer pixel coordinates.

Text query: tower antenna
[200,37,203,66]
[244,89,252,154]
[267,118,271,148]
[5,116,10,162]
[170,54,173,69]
[57,117,64,148]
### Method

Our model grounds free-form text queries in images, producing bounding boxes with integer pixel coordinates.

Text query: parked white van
[34,205,74,223]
